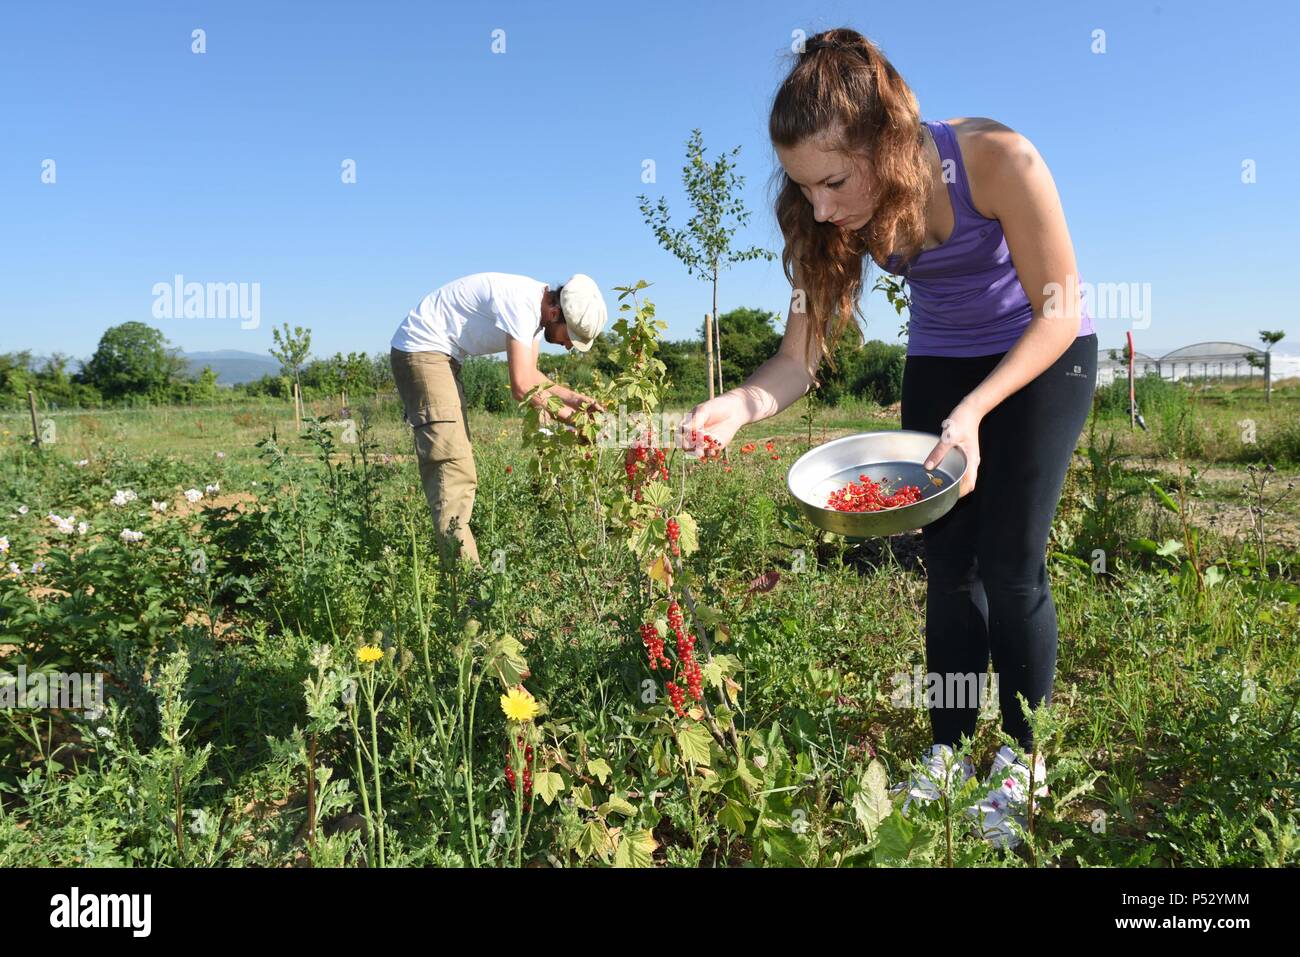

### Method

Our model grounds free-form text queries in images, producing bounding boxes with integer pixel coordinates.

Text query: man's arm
[505,338,599,423]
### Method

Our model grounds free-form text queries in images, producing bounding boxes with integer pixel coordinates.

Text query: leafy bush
[1094,372,1191,421]
[817,336,906,407]
[458,357,511,413]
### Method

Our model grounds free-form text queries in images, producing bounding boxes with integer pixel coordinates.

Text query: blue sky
[2,0,1296,363]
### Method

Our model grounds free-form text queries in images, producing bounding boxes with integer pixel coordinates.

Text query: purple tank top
[882,120,1094,357]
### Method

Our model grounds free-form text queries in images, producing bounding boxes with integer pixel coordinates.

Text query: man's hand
[570,391,606,415]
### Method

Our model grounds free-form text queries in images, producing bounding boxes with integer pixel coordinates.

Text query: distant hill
[183,350,281,385]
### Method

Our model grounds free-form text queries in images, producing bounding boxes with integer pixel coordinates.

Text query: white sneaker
[964,745,1049,849]
[892,744,977,816]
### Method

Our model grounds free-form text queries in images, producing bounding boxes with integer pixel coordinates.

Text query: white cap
[557,274,607,352]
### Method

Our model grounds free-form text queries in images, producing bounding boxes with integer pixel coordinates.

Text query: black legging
[900,333,1097,753]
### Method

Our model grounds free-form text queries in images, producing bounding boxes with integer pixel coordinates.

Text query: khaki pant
[390,347,480,566]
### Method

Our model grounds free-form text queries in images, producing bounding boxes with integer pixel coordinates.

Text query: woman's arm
[919,127,1087,490]
[732,295,824,420]
[957,128,1085,418]
[679,287,823,451]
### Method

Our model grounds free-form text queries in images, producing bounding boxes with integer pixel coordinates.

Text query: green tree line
[3,312,907,413]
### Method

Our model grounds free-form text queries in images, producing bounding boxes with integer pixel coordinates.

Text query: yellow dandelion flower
[500,685,539,722]
[358,644,384,665]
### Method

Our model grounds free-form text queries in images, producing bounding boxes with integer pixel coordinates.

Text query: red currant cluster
[641,621,671,670]
[503,734,535,801]
[687,429,724,462]
[666,517,680,556]
[663,600,703,717]
[624,433,669,502]
[826,474,924,512]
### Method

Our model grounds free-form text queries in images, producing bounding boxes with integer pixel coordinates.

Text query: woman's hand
[679,392,750,457]
[923,400,983,497]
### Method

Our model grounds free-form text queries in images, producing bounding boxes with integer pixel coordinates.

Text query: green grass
[0,385,1296,867]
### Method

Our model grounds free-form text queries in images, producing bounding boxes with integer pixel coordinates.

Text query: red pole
[1126,330,1136,429]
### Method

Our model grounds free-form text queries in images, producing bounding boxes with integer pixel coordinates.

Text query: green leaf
[487,634,530,687]
[642,482,672,508]
[851,760,892,840]
[674,512,699,556]
[577,820,611,861]
[718,798,754,836]
[1146,478,1180,514]
[1156,539,1184,558]
[586,758,612,786]
[874,808,919,861]
[613,827,656,867]
[628,521,654,558]
[675,722,712,767]
[733,756,762,793]
[598,793,636,817]
[534,771,565,806]
[762,827,811,867]
[651,737,671,776]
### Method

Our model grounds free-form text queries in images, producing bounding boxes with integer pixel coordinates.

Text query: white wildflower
[17,505,28,515]
[48,512,76,535]
[184,488,202,503]
[205,482,220,494]
[110,489,137,507]
[0,536,8,554]
[119,528,144,543]
[6,562,20,577]
[151,500,169,513]
[77,521,89,535]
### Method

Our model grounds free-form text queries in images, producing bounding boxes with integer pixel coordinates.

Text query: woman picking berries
[680,28,1097,848]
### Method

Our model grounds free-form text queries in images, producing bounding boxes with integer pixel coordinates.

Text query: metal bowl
[786,430,967,538]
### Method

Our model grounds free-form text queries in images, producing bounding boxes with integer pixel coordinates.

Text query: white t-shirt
[390,272,546,361]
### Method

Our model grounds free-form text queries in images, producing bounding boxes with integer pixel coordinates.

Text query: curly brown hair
[768,27,931,379]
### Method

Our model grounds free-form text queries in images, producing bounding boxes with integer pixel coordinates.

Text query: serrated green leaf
[851,759,892,839]
[676,722,712,767]
[718,798,754,836]
[586,758,612,786]
[534,770,565,805]
[675,512,699,555]
[577,820,611,861]
[599,793,636,817]
[613,827,656,868]
[643,482,672,508]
